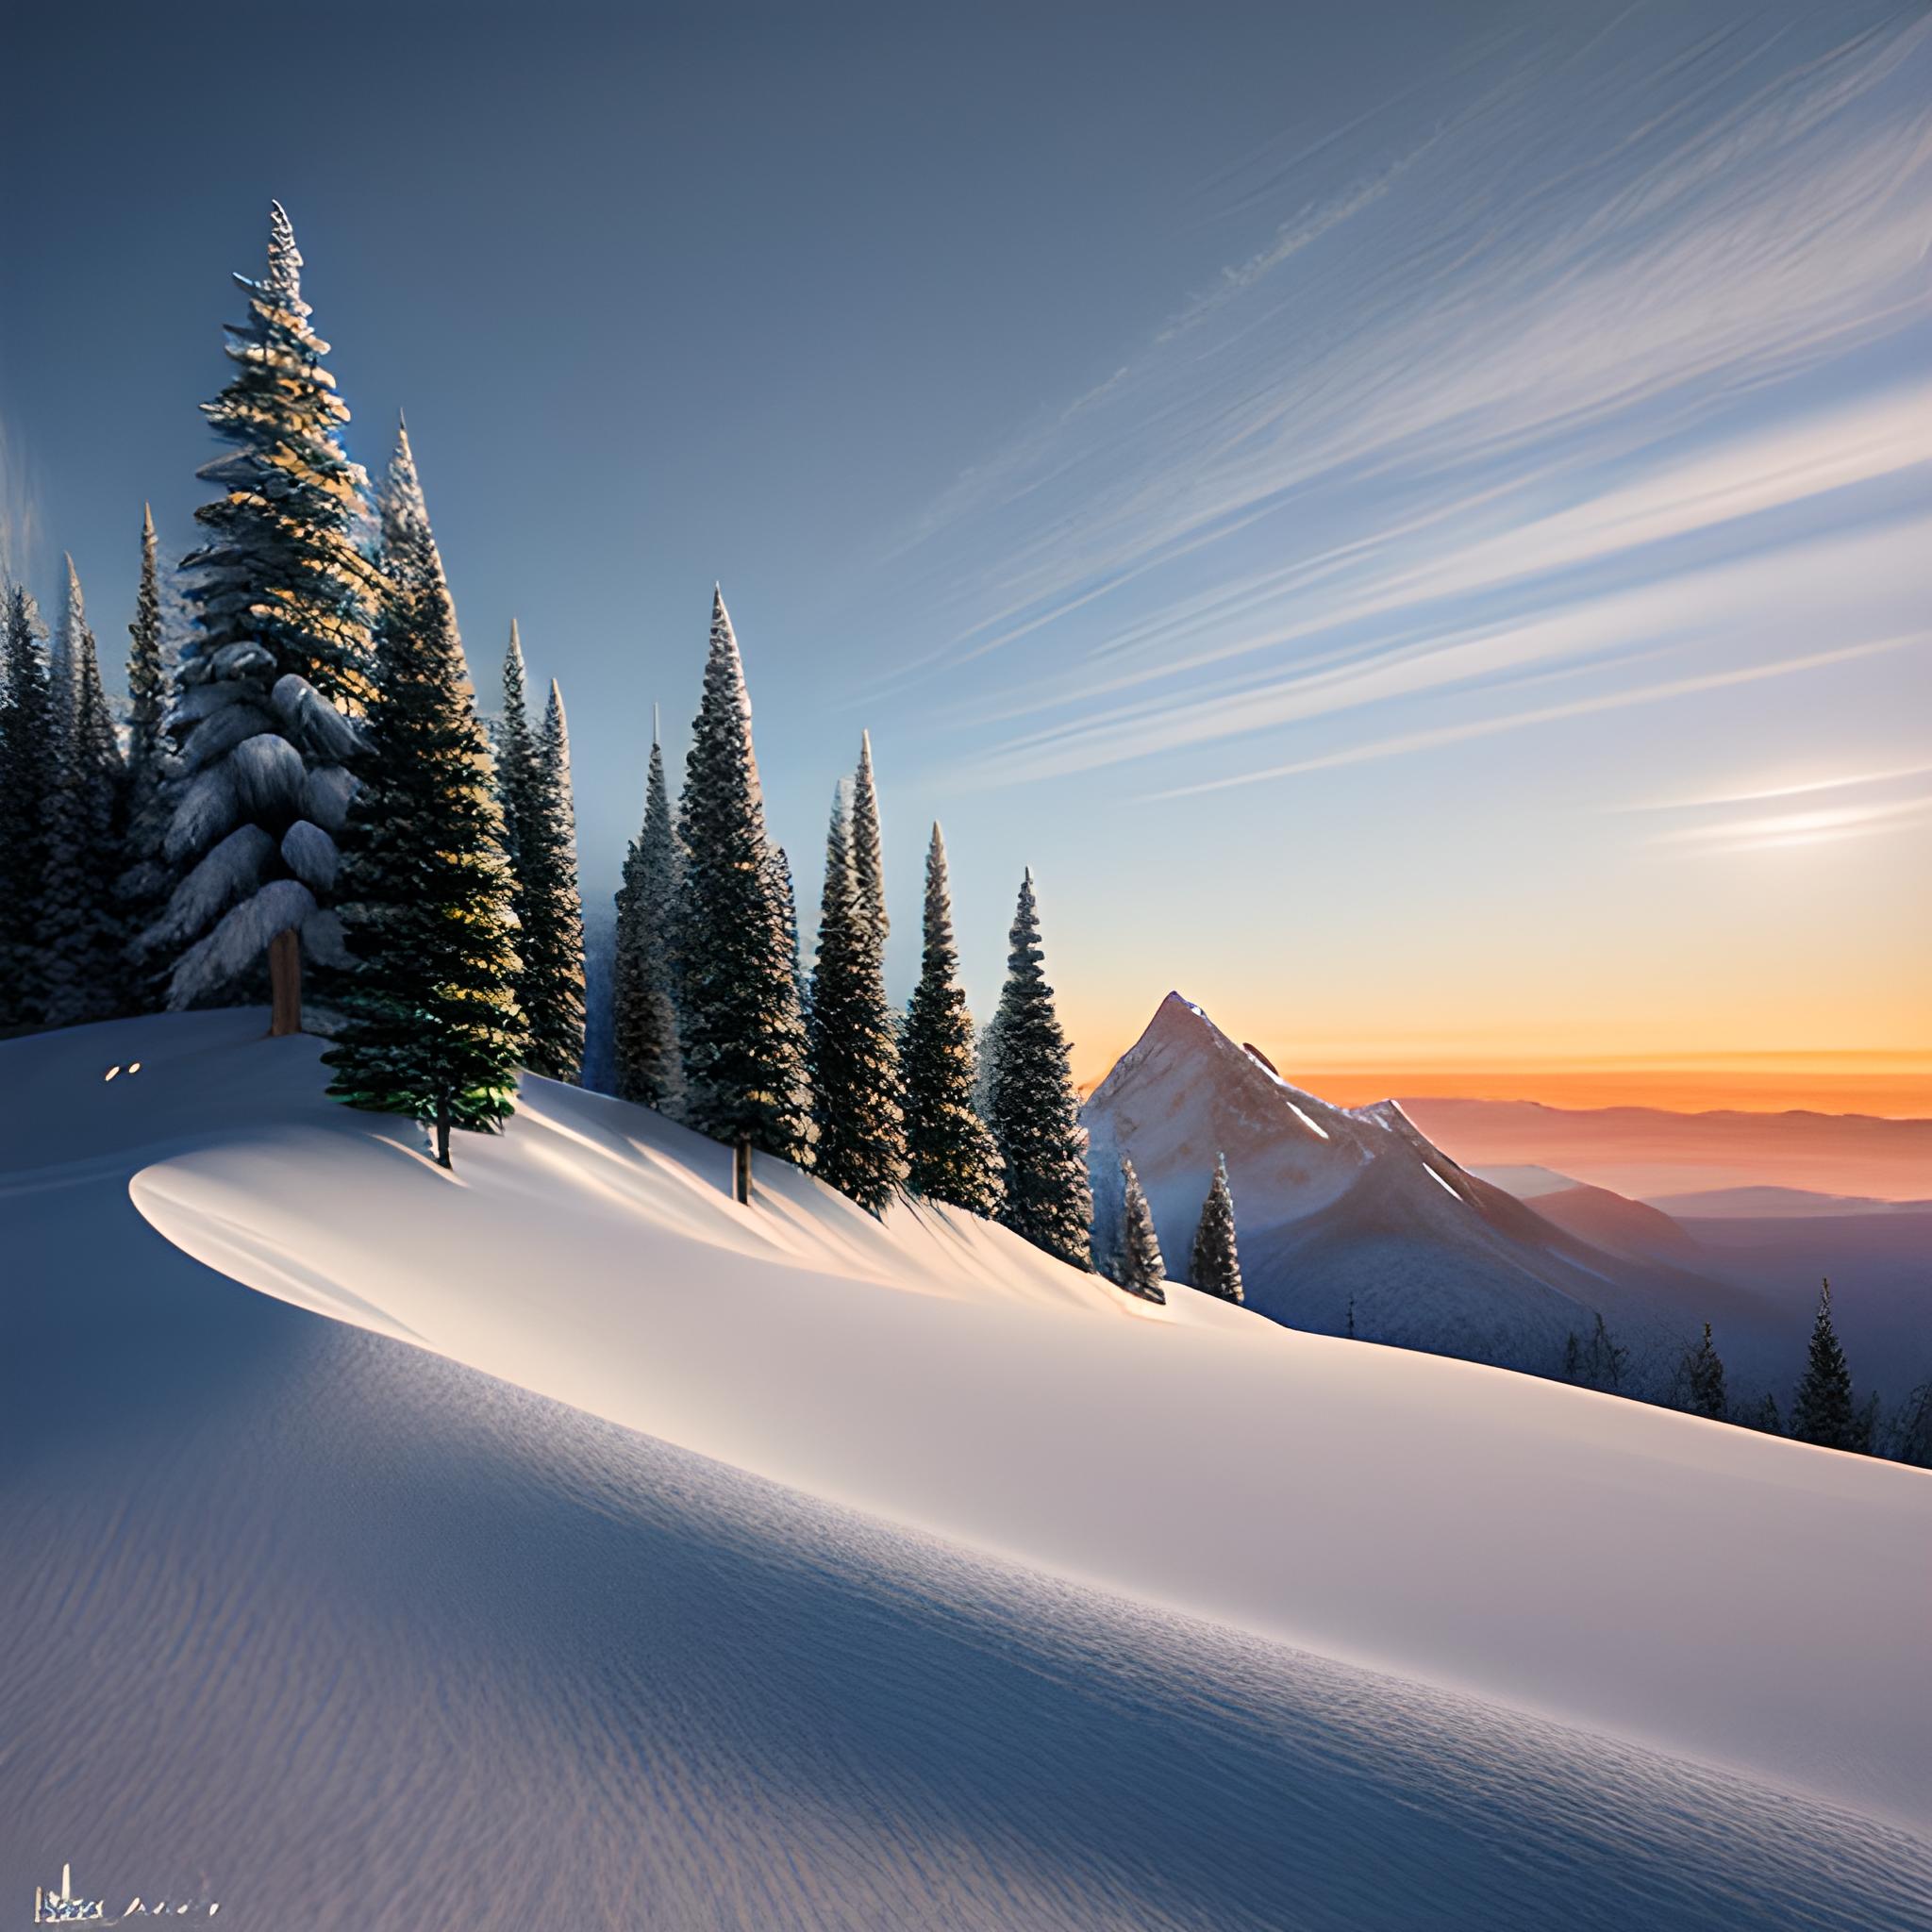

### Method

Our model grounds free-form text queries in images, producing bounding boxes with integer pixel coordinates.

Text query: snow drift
[4,1011,1930,1927]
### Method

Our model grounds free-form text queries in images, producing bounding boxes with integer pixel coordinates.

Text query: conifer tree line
[1558,1275,1928,1465]
[0,198,1108,1279]
[0,203,585,1165]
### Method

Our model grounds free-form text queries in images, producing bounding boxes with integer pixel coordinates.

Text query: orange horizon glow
[1269,1063,1932,1118]
[1073,1044,1932,1119]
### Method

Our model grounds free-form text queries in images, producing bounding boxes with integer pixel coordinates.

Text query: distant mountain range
[1399,1095,1931,1203]
[1081,994,1763,1391]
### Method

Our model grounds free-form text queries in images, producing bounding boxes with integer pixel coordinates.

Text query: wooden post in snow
[268,929,303,1037]
[733,1135,752,1207]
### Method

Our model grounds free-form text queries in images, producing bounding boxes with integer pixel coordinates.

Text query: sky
[3,1,1927,1107]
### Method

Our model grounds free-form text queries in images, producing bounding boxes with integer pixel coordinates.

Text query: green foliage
[611,737,683,1111]
[149,203,379,1008]
[1189,1153,1243,1304]
[182,201,379,711]
[1582,1312,1629,1391]
[495,623,540,904]
[674,590,814,1164]
[1115,1156,1167,1302]
[808,769,907,1211]
[850,729,887,941]
[1888,1382,1932,1467]
[324,427,525,1165]
[0,585,55,1031]
[987,870,1092,1270]
[1680,1322,1728,1421]
[519,679,586,1082]
[43,602,128,1028]
[118,508,175,1008]
[900,824,1003,1216]
[1790,1278,1859,1451]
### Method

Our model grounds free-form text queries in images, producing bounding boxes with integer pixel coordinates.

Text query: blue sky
[3,1,1926,1087]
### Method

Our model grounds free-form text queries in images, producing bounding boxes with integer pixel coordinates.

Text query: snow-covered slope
[5,1012,1931,1927]
[1082,993,1766,1382]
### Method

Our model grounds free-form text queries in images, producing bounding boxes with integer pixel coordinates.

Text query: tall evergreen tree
[144,202,378,1008]
[517,679,586,1081]
[1581,1312,1629,1391]
[118,506,175,1005]
[1889,1381,1932,1468]
[1189,1153,1244,1303]
[1790,1278,1858,1450]
[323,425,525,1166]
[611,729,684,1111]
[987,870,1092,1269]
[767,841,806,1017]
[1115,1156,1167,1302]
[0,584,55,1031]
[901,823,1003,1215]
[43,592,128,1028]
[808,772,907,1210]
[1680,1322,1728,1420]
[46,557,89,758]
[675,589,814,1165]
[850,727,888,942]
[494,620,541,931]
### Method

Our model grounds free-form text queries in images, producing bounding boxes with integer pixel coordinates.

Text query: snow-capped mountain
[1082,993,1767,1384]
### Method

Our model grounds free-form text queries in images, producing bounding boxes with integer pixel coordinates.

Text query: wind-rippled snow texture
[5,1195,1930,1928]
[3,1013,1930,1928]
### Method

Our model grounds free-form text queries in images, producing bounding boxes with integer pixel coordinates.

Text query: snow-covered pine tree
[144,202,379,1011]
[850,727,888,942]
[675,588,814,1166]
[0,584,55,1031]
[611,729,684,1111]
[1116,1156,1167,1302]
[808,772,908,1211]
[766,841,807,1018]
[1790,1278,1857,1450]
[517,679,587,1081]
[323,425,525,1167]
[987,869,1092,1269]
[900,823,1003,1215]
[46,557,89,758]
[1189,1153,1243,1303]
[1681,1322,1727,1420]
[118,507,175,1006]
[43,591,128,1028]
[494,621,541,921]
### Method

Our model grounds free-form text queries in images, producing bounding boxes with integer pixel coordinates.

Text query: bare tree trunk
[733,1135,752,1206]
[268,929,302,1037]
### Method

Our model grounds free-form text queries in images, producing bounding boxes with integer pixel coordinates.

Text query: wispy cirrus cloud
[877,4,1932,798]
[1150,633,1927,800]
[1631,760,1932,858]
[0,403,41,589]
